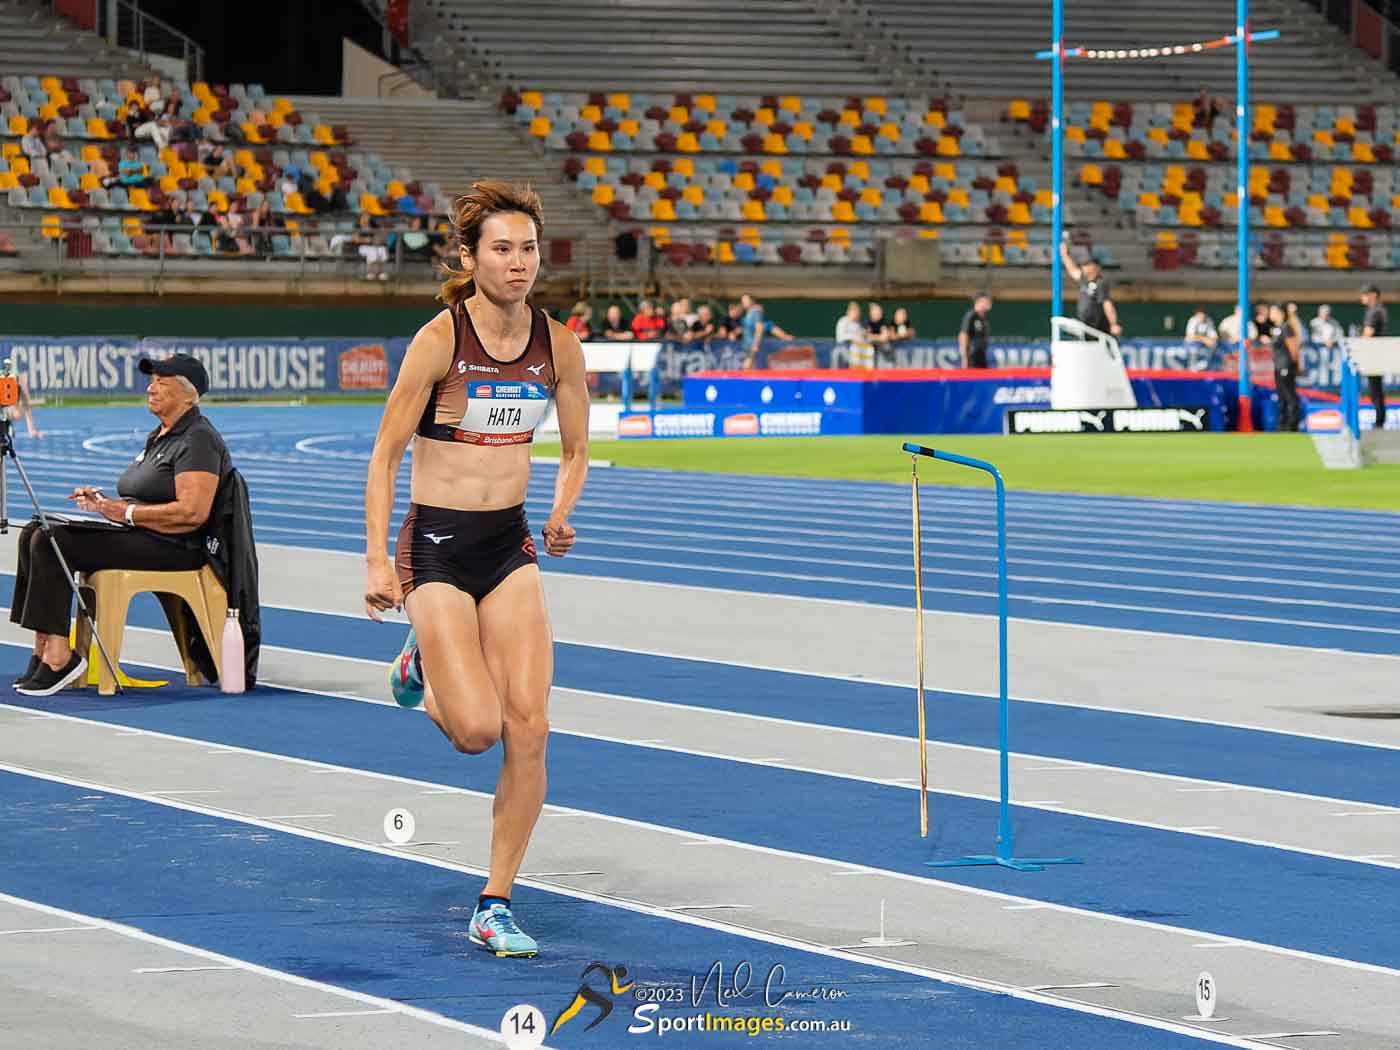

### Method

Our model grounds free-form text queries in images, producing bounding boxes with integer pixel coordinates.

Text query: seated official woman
[9,354,229,697]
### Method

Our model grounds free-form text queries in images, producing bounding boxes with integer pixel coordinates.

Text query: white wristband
[124,502,135,526]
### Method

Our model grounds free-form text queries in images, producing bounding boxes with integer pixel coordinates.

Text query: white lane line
[1331,810,1400,818]
[0,894,511,1042]
[1241,1032,1340,1040]
[135,966,240,974]
[294,1009,398,1019]
[1003,904,1052,911]
[1193,942,1251,949]
[1026,982,1118,991]
[143,790,221,796]
[0,925,100,935]
[1177,787,1243,793]
[265,813,336,820]
[1179,826,1225,833]
[0,769,1276,1048]
[3,753,1396,999]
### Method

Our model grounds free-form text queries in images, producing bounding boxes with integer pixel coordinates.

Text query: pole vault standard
[1035,4,1280,431]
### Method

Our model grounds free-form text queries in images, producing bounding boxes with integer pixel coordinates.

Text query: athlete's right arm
[364,310,454,620]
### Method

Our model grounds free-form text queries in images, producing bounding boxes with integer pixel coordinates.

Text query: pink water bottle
[220,608,245,694]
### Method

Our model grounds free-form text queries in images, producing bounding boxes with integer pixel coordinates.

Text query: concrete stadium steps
[859,0,1395,103]
[0,0,150,80]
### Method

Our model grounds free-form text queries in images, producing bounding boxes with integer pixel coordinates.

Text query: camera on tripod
[0,360,19,410]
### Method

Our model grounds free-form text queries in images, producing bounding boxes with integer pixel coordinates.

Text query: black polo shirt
[1077,275,1111,331]
[1364,301,1388,336]
[960,308,990,353]
[117,406,229,516]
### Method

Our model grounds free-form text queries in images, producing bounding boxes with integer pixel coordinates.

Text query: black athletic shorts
[395,503,537,603]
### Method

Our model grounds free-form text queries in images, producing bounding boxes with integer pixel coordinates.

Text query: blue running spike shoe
[389,628,424,709]
[469,902,539,958]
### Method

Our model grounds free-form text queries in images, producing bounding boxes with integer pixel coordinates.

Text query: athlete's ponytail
[437,180,545,305]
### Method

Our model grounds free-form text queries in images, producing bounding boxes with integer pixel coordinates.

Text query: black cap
[1360,283,1380,295]
[139,354,209,396]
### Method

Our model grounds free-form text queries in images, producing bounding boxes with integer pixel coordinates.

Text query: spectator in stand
[20,125,46,161]
[1184,306,1217,351]
[891,307,916,345]
[352,211,388,280]
[205,143,237,181]
[150,195,179,253]
[689,303,717,344]
[1309,304,1343,349]
[630,299,666,341]
[1266,302,1301,432]
[1217,306,1257,346]
[959,292,992,368]
[566,301,594,340]
[1060,235,1121,337]
[720,301,745,341]
[835,301,864,343]
[667,299,692,342]
[133,100,172,150]
[248,198,282,258]
[123,99,146,141]
[1192,85,1227,133]
[215,199,254,256]
[602,303,633,340]
[867,302,894,361]
[42,123,71,163]
[1360,283,1388,429]
[140,78,163,109]
[397,215,434,260]
[117,146,147,189]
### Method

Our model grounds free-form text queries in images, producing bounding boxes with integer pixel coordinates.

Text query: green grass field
[534,434,1400,511]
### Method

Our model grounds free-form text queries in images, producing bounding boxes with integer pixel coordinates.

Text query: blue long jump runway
[15,406,1400,655]
[6,654,1400,974]
[4,577,1394,809]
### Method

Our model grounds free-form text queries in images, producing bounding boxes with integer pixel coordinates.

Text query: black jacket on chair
[171,467,261,688]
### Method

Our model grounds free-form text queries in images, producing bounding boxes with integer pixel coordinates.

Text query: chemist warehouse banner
[0,336,413,397]
[0,335,1348,398]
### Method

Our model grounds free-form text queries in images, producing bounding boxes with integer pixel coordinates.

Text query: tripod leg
[5,448,124,693]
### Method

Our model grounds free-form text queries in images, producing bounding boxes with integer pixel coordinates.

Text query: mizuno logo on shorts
[424,532,454,544]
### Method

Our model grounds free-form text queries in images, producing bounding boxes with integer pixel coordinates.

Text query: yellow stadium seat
[130,187,159,211]
[650,199,677,221]
[832,200,857,222]
[668,105,688,124]
[693,94,715,113]
[40,215,62,238]
[792,120,814,141]
[1327,243,1350,268]
[9,156,28,176]
[994,175,1017,195]
[604,92,626,111]
[852,135,874,155]
[620,118,640,136]
[82,173,102,192]
[265,111,285,129]
[935,136,960,158]
[682,185,704,205]
[309,124,335,145]
[677,132,700,152]
[865,97,887,116]
[734,171,755,191]
[1007,99,1031,121]
[0,172,16,192]
[827,226,850,243]
[878,122,900,142]
[1353,142,1376,163]
[359,193,387,216]
[38,103,60,121]
[848,161,869,181]
[529,116,551,137]
[643,171,666,190]
[839,109,860,127]
[1267,141,1291,161]
[386,180,406,198]
[241,123,265,144]
[40,75,61,93]
[762,134,787,154]
[8,115,28,135]
[739,225,762,244]
[272,97,293,113]
[580,104,602,123]
[820,173,842,191]
[859,187,881,206]
[1348,207,1373,228]
[1262,206,1287,228]
[741,200,766,221]
[917,227,940,240]
[192,81,213,100]
[288,192,316,214]
[584,156,606,176]
[755,107,776,125]
[924,110,946,130]
[205,190,228,213]
[980,242,1006,265]
[718,240,736,263]
[1065,125,1087,144]
[1035,189,1054,208]
[779,96,801,114]
[1186,139,1211,160]
[759,159,783,178]
[705,119,726,138]
[591,183,614,206]
[1008,202,1032,224]
[587,130,611,152]
[1313,129,1334,147]
[1079,164,1103,186]
[1336,116,1356,136]
[1332,166,1354,187]
[771,185,793,206]
[191,107,211,125]
[47,186,77,210]
[947,186,970,208]
[1138,191,1161,209]
[524,89,546,110]
[673,157,694,177]
[908,174,930,194]
[919,201,944,223]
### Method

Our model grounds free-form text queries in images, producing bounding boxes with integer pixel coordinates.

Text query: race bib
[453,381,551,445]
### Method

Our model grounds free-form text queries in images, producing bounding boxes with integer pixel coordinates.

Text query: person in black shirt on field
[1360,283,1388,429]
[959,292,993,368]
[1266,302,1301,432]
[1060,236,1121,337]
[8,355,230,697]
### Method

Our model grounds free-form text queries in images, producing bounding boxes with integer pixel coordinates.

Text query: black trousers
[1369,376,1387,429]
[1273,355,1301,432]
[9,521,203,637]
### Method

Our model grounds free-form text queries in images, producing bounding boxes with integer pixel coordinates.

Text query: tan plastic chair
[74,565,227,696]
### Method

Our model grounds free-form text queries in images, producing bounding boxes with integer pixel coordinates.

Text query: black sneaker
[13,654,42,689]
[15,651,87,697]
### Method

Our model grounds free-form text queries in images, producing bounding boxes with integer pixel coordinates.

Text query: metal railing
[97,0,204,82]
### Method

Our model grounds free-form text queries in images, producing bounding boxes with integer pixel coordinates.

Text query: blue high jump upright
[1035,2,1278,429]
[902,443,1081,873]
